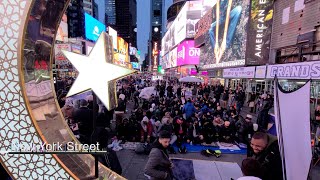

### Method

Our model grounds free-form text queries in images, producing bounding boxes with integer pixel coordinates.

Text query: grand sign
[266,61,320,79]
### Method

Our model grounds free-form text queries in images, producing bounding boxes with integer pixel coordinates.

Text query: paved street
[116,150,246,180]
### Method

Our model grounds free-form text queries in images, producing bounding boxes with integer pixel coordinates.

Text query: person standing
[144,130,174,180]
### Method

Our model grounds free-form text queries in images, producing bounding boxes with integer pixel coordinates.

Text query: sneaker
[201,150,211,157]
[206,149,221,158]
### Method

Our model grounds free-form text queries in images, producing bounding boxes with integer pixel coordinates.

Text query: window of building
[153,10,160,17]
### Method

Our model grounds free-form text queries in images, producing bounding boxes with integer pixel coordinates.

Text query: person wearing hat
[219,121,235,143]
[144,130,174,180]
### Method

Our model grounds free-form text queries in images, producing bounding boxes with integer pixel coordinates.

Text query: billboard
[114,37,129,67]
[131,62,139,69]
[161,1,211,56]
[56,13,68,42]
[194,7,214,47]
[108,26,117,49]
[85,13,106,42]
[168,47,178,68]
[152,41,159,71]
[177,40,200,66]
[199,0,250,69]
[71,44,82,54]
[55,43,71,62]
[245,0,274,65]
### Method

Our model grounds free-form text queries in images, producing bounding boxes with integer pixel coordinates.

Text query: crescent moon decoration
[0,0,125,179]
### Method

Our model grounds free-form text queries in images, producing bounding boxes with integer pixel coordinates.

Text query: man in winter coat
[145,130,174,180]
[248,132,283,180]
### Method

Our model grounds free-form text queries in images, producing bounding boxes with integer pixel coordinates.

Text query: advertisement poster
[168,47,178,68]
[195,7,214,47]
[71,44,82,54]
[177,40,200,66]
[108,26,117,49]
[246,0,274,65]
[199,0,250,69]
[85,13,106,42]
[56,13,68,42]
[54,43,71,63]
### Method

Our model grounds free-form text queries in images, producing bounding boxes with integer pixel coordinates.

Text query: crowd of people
[55,74,279,179]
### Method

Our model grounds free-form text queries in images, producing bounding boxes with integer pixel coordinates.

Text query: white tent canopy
[139,87,157,99]
[179,76,204,83]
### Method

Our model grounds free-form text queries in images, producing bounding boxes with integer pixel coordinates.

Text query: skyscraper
[67,0,85,38]
[83,0,93,15]
[105,0,116,25]
[150,0,162,71]
[113,0,137,47]
[162,0,173,35]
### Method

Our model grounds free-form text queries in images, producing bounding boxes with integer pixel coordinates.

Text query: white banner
[223,66,255,78]
[267,61,320,79]
[274,81,312,180]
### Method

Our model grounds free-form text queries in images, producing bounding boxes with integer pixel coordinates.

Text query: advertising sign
[131,62,139,69]
[190,69,197,75]
[199,0,250,69]
[56,13,68,42]
[194,7,214,47]
[177,40,200,66]
[55,43,71,62]
[255,65,267,78]
[108,26,117,49]
[223,66,256,78]
[71,44,82,54]
[266,61,320,79]
[168,47,178,68]
[161,1,211,56]
[246,0,274,65]
[85,13,106,42]
[152,42,159,71]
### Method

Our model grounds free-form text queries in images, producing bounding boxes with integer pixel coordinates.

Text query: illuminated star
[62,32,136,110]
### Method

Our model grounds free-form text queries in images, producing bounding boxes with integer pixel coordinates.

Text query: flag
[274,80,312,180]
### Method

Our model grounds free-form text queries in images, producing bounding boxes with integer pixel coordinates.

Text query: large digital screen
[168,47,177,68]
[108,26,117,49]
[161,1,212,56]
[85,13,106,41]
[177,40,200,66]
[245,0,273,66]
[199,0,250,69]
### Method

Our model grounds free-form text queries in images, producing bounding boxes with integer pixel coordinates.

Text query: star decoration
[62,32,136,110]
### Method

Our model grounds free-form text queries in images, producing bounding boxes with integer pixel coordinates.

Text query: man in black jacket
[145,131,173,180]
[73,99,93,144]
[249,132,283,180]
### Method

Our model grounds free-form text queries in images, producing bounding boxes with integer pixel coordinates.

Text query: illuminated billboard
[114,37,129,67]
[245,0,274,65]
[161,1,211,56]
[199,0,250,69]
[152,41,159,71]
[108,26,118,49]
[177,40,200,66]
[85,13,106,41]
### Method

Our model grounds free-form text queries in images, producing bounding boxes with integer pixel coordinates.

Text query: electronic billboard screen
[85,13,106,42]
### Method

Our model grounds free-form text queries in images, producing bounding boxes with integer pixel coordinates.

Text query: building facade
[67,0,85,38]
[83,0,93,15]
[105,0,116,25]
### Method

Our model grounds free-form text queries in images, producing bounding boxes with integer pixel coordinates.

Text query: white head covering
[119,94,125,100]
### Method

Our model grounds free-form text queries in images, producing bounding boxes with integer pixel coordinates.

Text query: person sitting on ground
[117,118,131,142]
[183,99,197,119]
[219,121,235,143]
[140,116,153,143]
[237,158,263,180]
[248,132,283,180]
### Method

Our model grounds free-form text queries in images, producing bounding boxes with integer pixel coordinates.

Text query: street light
[154,27,159,32]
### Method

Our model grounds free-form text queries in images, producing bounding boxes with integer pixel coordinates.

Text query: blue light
[85,13,106,41]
